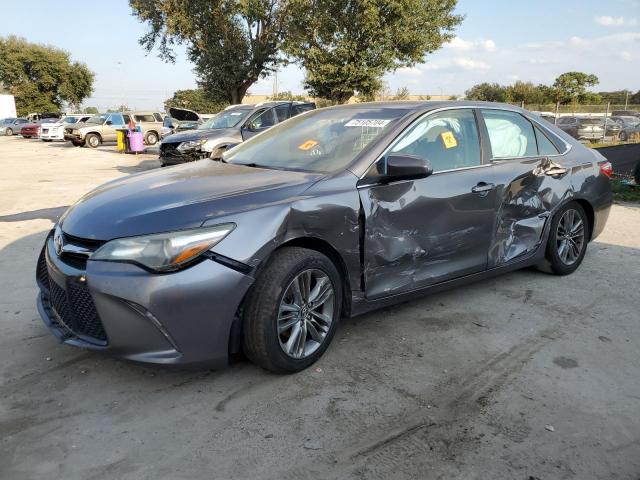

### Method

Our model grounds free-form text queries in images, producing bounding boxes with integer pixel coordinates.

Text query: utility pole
[625,90,629,110]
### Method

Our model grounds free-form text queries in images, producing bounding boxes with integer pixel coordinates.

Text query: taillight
[598,160,613,178]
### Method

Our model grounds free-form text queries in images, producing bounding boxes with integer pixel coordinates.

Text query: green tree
[0,36,94,115]
[130,0,286,104]
[284,0,461,103]
[269,90,308,101]
[164,88,227,113]
[552,72,599,104]
[464,82,509,102]
[83,106,99,114]
[506,81,548,104]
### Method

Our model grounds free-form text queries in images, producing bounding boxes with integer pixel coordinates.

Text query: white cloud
[452,58,490,71]
[445,37,498,53]
[595,15,638,26]
[397,66,423,76]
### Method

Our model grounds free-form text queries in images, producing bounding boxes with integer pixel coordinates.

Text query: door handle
[471,182,495,194]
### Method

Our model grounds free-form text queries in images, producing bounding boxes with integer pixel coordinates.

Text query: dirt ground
[1,136,639,480]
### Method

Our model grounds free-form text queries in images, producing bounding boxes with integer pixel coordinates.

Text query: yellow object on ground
[116,130,126,152]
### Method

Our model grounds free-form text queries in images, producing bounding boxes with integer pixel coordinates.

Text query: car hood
[161,128,236,144]
[169,107,201,122]
[60,160,322,240]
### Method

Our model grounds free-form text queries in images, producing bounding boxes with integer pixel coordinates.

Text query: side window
[154,113,163,122]
[534,126,559,155]
[481,109,537,158]
[390,109,482,172]
[292,104,314,116]
[274,104,290,123]
[122,114,131,124]
[249,108,277,129]
[134,114,156,122]
[108,113,124,125]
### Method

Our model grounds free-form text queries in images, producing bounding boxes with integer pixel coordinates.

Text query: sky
[1,0,638,110]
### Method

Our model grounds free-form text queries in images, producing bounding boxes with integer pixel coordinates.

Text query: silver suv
[64,111,164,148]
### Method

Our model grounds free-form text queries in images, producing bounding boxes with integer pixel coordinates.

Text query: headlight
[177,139,206,152]
[91,224,235,272]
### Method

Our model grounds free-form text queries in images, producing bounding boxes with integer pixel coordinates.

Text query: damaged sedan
[36,101,612,373]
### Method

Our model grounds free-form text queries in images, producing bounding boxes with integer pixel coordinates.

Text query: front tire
[242,247,342,373]
[545,202,589,275]
[85,133,100,148]
[5,128,13,136]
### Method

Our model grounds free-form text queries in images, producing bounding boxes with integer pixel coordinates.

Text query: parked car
[610,115,640,141]
[26,112,62,122]
[0,117,28,136]
[64,111,164,147]
[556,116,621,140]
[20,120,45,138]
[159,101,316,166]
[161,107,204,138]
[611,110,640,118]
[40,115,92,142]
[36,101,612,372]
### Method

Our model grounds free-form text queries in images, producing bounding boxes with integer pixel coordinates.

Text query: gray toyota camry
[36,101,612,373]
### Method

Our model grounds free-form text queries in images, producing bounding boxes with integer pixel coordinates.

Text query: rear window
[134,114,156,122]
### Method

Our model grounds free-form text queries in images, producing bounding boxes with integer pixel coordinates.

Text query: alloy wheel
[556,208,585,265]
[277,268,335,359]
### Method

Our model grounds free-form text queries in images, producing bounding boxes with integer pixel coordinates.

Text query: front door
[358,108,496,300]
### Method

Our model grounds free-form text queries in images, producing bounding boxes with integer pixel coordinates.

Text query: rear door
[477,108,573,267]
[358,108,496,299]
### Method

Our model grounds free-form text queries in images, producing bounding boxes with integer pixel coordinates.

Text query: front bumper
[40,128,64,140]
[36,233,254,367]
[159,142,209,165]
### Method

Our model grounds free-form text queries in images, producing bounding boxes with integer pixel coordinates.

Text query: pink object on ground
[127,131,144,153]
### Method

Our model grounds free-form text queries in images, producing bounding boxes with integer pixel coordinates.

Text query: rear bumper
[36,233,254,367]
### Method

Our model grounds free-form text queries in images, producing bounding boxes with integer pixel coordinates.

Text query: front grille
[49,279,107,344]
[36,246,49,289]
[160,142,180,156]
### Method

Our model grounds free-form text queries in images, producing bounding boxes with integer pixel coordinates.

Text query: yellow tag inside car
[298,140,319,151]
[441,131,457,149]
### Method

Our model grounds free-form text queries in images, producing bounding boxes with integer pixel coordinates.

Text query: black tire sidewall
[6,128,13,136]
[86,134,99,148]
[145,132,158,145]
[244,248,342,373]
[545,202,588,275]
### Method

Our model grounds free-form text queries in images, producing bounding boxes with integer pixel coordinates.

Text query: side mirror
[106,120,113,125]
[377,154,433,182]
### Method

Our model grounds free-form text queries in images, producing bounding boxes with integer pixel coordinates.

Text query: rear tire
[544,202,589,275]
[145,131,159,146]
[86,133,100,148]
[242,247,342,373]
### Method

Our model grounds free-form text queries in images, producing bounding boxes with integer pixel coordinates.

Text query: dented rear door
[478,109,574,267]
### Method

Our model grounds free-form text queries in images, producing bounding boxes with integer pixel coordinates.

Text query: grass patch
[611,178,640,202]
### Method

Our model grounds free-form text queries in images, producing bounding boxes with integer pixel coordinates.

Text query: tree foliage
[130,0,286,104]
[464,82,509,102]
[464,72,610,106]
[284,0,461,103]
[0,36,94,115]
[268,90,308,101]
[552,72,599,104]
[83,106,99,114]
[164,88,227,113]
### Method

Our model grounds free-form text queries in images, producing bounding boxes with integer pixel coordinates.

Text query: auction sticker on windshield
[345,119,391,128]
[298,140,319,151]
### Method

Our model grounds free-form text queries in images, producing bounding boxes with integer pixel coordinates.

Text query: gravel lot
[1,136,639,480]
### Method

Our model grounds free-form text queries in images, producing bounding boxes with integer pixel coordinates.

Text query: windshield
[1,118,16,124]
[63,116,80,124]
[199,108,252,129]
[225,107,409,173]
[86,114,107,124]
